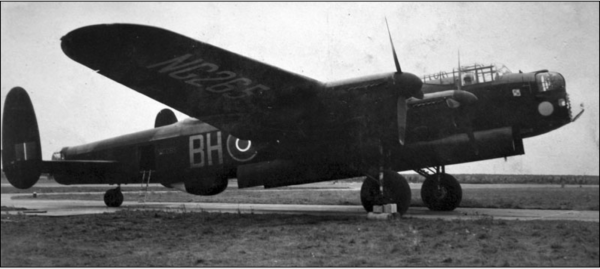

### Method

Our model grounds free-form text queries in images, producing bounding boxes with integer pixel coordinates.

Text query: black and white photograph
[1,2,598,267]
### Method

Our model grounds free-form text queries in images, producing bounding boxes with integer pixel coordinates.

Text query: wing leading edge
[61,24,323,141]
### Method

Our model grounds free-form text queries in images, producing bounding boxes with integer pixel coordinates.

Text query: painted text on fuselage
[189,131,223,168]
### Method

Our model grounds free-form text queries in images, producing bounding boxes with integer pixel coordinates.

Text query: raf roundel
[226,135,257,162]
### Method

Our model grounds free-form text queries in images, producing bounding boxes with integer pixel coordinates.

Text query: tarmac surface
[3,181,597,190]
[2,182,598,222]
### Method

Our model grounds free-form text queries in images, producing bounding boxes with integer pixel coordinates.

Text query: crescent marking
[226,135,257,162]
[235,139,252,152]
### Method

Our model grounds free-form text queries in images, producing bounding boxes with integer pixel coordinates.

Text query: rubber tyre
[360,177,380,212]
[360,171,412,215]
[104,189,124,207]
[421,173,462,211]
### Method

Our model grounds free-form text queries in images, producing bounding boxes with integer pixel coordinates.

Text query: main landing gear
[418,166,462,211]
[360,170,412,215]
[104,186,124,207]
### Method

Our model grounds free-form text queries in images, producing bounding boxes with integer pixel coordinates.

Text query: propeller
[385,18,423,145]
[453,50,479,155]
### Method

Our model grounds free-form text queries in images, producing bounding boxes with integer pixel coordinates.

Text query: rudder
[2,87,42,189]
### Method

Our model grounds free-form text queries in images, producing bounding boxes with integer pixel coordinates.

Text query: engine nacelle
[171,174,228,196]
[398,126,524,169]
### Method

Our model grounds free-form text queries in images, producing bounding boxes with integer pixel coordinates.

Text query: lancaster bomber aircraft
[2,23,584,214]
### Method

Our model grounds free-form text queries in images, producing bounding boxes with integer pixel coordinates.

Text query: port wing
[61,24,323,141]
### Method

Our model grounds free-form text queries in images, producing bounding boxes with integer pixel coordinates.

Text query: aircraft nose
[532,71,576,125]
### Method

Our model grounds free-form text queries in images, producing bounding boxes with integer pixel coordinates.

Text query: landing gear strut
[419,167,462,211]
[104,187,124,207]
[360,170,411,215]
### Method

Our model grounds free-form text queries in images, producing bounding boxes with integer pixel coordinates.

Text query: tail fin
[154,108,177,128]
[2,87,42,189]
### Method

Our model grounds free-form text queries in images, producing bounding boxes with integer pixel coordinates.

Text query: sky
[1,2,599,175]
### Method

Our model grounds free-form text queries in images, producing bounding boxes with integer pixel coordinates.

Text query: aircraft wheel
[421,173,462,211]
[104,188,124,207]
[360,170,411,215]
[360,177,381,212]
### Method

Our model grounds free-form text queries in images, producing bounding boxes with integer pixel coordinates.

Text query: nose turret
[536,71,566,93]
[521,71,574,138]
[534,71,570,119]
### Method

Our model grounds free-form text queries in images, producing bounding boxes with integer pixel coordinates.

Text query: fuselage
[54,119,270,185]
[53,65,572,188]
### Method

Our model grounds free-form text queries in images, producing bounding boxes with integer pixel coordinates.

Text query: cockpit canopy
[422,63,512,86]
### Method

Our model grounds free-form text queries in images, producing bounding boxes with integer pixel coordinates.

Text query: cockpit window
[422,63,512,86]
[536,72,566,92]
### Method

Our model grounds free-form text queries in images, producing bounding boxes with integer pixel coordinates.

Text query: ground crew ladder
[139,170,153,203]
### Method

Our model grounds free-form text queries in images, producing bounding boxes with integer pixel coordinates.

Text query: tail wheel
[104,188,124,207]
[421,173,462,211]
[360,170,411,215]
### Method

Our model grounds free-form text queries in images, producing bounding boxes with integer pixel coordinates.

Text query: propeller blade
[385,18,402,74]
[397,96,407,145]
[452,106,479,155]
[457,50,462,91]
[384,18,423,145]
[454,50,477,154]
[463,120,479,155]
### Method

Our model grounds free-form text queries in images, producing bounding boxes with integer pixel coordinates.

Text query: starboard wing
[61,24,323,141]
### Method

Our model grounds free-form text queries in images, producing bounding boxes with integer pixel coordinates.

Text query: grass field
[1,211,598,267]
[13,185,599,211]
[2,173,599,267]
